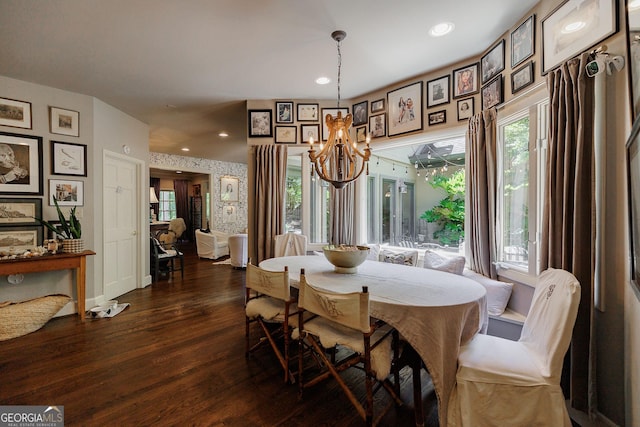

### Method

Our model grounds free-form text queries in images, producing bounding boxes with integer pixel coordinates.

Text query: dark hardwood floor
[0,243,438,426]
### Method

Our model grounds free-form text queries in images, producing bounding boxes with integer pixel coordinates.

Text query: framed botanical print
[0,132,43,195]
[427,75,450,108]
[49,179,84,206]
[453,63,479,98]
[481,39,505,84]
[51,140,87,176]
[248,109,273,137]
[511,15,536,68]
[301,124,319,143]
[275,101,293,123]
[274,126,297,144]
[321,108,349,140]
[0,97,32,129]
[49,106,79,137]
[387,81,423,137]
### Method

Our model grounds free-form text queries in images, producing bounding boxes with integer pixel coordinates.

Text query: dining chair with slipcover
[295,269,401,426]
[274,232,307,257]
[245,263,297,383]
[447,268,581,426]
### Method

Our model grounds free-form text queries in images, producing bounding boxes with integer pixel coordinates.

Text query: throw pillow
[379,249,419,266]
[366,244,381,261]
[463,269,514,316]
[422,250,465,275]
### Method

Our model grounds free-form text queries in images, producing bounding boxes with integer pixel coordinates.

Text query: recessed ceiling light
[181,147,190,152]
[218,132,229,137]
[315,76,331,85]
[176,170,182,174]
[429,22,455,37]
[562,21,586,33]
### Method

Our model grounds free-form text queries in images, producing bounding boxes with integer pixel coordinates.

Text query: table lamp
[149,187,159,222]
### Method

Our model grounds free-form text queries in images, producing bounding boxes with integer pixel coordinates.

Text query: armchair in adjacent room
[195,229,229,260]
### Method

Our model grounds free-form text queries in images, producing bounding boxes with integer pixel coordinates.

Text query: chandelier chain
[336,38,342,108]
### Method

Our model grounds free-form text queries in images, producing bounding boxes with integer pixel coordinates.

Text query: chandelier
[308,30,371,189]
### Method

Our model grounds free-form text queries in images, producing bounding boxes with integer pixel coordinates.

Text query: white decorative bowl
[323,245,370,274]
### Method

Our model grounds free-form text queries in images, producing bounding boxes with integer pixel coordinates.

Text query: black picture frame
[511,61,535,94]
[321,108,349,141]
[0,131,43,195]
[542,0,617,74]
[511,15,536,68]
[275,101,294,124]
[0,198,42,226]
[387,81,423,137]
[427,75,450,108]
[453,63,480,98]
[297,103,319,121]
[355,126,367,143]
[428,110,446,126]
[481,39,505,84]
[0,225,43,252]
[51,140,87,176]
[49,179,84,206]
[352,101,368,126]
[0,97,32,129]
[457,98,475,121]
[248,109,273,138]
[626,115,640,295]
[274,125,297,144]
[481,76,504,110]
[369,113,386,138]
[301,124,319,144]
[49,106,79,137]
[371,99,385,113]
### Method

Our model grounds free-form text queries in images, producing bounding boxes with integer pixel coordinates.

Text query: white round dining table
[259,255,487,427]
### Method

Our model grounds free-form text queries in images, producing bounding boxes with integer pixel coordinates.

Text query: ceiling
[0,0,538,165]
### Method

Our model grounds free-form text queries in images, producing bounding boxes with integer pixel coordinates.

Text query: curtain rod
[497,81,546,110]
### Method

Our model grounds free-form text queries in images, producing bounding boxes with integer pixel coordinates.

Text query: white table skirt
[259,255,487,427]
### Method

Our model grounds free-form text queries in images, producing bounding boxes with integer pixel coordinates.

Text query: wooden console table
[0,250,96,321]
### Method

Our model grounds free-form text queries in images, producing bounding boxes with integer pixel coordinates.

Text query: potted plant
[35,197,83,253]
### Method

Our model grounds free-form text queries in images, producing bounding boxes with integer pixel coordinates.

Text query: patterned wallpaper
[149,152,248,235]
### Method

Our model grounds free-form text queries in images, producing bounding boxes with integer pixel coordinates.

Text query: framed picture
[371,99,385,113]
[453,63,480,98]
[297,103,319,121]
[511,15,536,68]
[427,75,450,108]
[0,97,32,129]
[49,106,79,137]
[321,108,349,140]
[482,76,504,110]
[248,109,272,137]
[275,101,293,123]
[387,81,423,137]
[0,226,43,252]
[301,124,319,143]
[481,39,505,84]
[193,184,201,197]
[428,110,446,126]
[274,126,297,144]
[49,179,84,206]
[51,140,87,176]
[457,98,475,121]
[220,176,238,202]
[542,0,617,74]
[0,132,43,195]
[369,113,386,138]
[0,198,42,225]
[625,116,640,294]
[352,101,368,126]
[355,126,367,143]
[511,61,535,94]
[223,204,237,224]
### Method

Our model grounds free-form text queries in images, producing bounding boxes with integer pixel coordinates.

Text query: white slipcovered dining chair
[245,264,297,383]
[295,269,401,426]
[274,232,307,257]
[448,268,581,426]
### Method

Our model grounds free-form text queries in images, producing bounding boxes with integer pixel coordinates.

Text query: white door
[103,152,139,300]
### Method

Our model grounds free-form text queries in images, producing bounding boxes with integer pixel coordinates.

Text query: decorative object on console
[34,196,83,253]
[308,31,371,189]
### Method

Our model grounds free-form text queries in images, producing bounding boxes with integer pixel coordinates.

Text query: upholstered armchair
[195,229,229,260]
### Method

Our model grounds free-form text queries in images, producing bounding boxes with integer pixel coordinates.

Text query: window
[309,176,329,243]
[158,190,176,221]
[285,161,302,233]
[497,99,548,275]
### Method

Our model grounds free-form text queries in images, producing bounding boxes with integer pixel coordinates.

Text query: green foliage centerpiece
[35,197,83,253]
